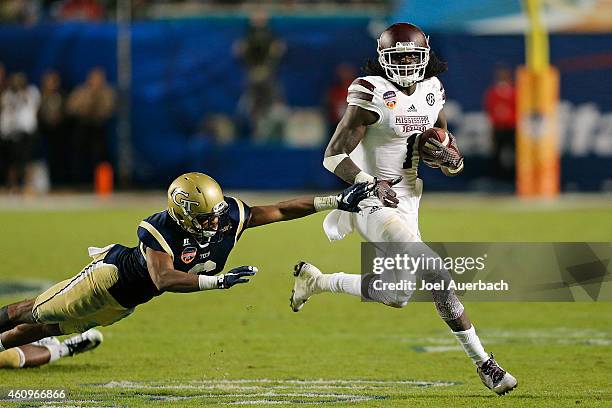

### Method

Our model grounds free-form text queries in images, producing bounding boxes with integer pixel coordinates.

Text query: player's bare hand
[374,176,402,208]
[218,266,258,289]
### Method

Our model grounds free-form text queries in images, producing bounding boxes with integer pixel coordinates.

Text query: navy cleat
[63,329,104,357]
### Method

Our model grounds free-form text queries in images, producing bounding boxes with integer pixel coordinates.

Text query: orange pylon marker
[95,162,114,196]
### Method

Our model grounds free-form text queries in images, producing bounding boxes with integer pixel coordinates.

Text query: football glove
[336,182,374,212]
[373,176,403,208]
[217,266,257,289]
[421,133,464,171]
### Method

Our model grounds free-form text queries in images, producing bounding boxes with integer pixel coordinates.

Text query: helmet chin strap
[201,230,216,238]
[393,76,416,88]
[168,207,221,243]
[195,228,223,245]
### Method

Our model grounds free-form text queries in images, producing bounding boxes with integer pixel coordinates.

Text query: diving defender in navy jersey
[0,172,374,353]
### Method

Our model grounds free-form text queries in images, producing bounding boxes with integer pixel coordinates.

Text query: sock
[452,325,489,365]
[0,335,5,352]
[319,273,361,297]
[43,343,70,362]
[15,347,26,368]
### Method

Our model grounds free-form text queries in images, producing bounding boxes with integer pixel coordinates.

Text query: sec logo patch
[426,93,435,106]
[181,247,197,264]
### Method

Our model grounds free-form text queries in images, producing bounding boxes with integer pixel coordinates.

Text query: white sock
[43,343,70,362]
[15,347,26,367]
[319,273,361,297]
[0,335,5,352]
[452,325,489,365]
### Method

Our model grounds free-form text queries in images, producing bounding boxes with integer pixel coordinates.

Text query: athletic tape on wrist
[354,171,375,184]
[314,196,338,212]
[198,274,219,290]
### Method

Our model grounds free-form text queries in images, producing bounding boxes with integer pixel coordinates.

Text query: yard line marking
[89,378,459,405]
[98,378,458,389]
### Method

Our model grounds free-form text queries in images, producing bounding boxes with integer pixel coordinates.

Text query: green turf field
[0,195,611,407]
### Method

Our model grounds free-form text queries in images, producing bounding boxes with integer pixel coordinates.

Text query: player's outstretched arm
[246,182,372,228]
[146,248,256,292]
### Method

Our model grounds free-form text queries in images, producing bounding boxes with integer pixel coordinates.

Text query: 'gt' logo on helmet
[171,189,200,212]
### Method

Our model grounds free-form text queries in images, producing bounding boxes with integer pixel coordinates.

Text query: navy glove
[217,266,257,289]
[337,182,374,212]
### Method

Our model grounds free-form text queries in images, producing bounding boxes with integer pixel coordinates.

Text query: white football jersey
[346,75,446,197]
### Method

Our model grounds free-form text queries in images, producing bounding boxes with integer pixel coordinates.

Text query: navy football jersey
[105,196,250,308]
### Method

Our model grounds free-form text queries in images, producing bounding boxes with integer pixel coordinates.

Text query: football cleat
[290,261,323,312]
[63,329,104,357]
[477,353,518,395]
[31,337,61,347]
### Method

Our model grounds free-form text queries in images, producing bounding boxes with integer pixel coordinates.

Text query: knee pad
[363,273,412,308]
[380,217,420,243]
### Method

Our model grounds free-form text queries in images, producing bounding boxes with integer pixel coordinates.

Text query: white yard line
[405,327,612,352]
[89,378,458,405]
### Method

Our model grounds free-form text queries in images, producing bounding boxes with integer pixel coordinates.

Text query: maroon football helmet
[377,23,430,87]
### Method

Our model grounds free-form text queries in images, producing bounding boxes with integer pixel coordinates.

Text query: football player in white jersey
[290,23,517,395]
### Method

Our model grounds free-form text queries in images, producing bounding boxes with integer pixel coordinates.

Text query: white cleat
[477,353,518,396]
[290,261,323,312]
[63,329,104,356]
[31,337,61,347]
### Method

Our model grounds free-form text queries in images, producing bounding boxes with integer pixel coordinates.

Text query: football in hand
[418,127,453,168]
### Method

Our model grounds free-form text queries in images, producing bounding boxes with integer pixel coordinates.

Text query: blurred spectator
[234,10,287,142]
[484,65,516,183]
[196,114,237,145]
[66,67,115,184]
[0,73,40,192]
[252,101,290,143]
[58,0,104,21]
[0,0,38,24]
[325,63,356,132]
[38,70,67,186]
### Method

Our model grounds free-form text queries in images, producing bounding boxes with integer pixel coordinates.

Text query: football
[418,127,450,168]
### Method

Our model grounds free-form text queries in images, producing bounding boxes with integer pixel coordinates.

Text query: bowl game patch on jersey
[383,90,397,109]
[180,246,198,264]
